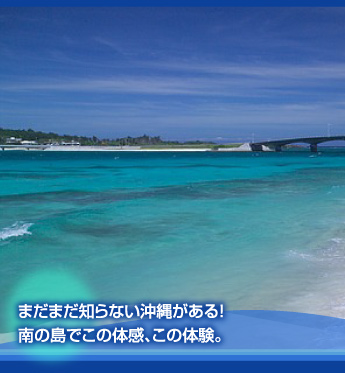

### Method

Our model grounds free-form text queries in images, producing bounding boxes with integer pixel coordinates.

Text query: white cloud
[3,60,345,99]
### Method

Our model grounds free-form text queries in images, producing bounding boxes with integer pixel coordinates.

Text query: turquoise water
[2,149,345,331]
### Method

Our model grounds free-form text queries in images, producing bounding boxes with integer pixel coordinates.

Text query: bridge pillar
[310,144,318,152]
[275,145,282,152]
[250,144,263,151]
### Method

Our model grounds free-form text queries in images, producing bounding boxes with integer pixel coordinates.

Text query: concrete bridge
[251,136,345,152]
[0,144,49,151]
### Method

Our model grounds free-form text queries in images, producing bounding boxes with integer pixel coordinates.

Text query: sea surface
[2,149,345,331]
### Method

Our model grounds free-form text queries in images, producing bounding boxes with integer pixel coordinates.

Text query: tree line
[0,128,213,146]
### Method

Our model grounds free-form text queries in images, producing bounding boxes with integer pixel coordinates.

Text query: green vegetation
[213,144,242,149]
[0,128,91,145]
[0,127,216,146]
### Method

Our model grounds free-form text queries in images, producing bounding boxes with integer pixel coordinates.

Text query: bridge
[251,135,345,152]
[0,144,49,151]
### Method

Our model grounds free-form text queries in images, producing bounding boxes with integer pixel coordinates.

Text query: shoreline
[0,143,260,152]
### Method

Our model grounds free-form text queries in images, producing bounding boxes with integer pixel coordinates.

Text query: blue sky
[1,7,345,142]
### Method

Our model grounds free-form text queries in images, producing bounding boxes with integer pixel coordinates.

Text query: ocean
[2,149,345,332]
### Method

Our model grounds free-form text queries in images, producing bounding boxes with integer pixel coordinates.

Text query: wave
[0,222,33,240]
[287,237,345,264]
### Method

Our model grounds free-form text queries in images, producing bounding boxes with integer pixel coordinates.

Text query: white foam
[0,222,33,240]
[331,237,344,244]
[287,249,313,260]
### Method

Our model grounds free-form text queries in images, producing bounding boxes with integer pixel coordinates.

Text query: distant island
[0,127,217,147]
[0,127,210,146]
[1,127,323,153]
[0,127,248,151]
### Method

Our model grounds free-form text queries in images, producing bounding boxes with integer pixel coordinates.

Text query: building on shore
[6,137,22,144]
[21,140,37,145]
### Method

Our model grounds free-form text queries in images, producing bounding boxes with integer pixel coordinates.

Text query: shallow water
[2,149,345,331]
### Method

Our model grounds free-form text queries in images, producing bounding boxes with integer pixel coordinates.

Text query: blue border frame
[1,361,345,373]
[2,1,345,7]
[0,361,337,372]
[1,3,345,368]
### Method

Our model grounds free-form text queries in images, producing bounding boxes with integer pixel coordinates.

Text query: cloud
[2,61,345,102]
[92,37,133,57]
[143,60,345,80]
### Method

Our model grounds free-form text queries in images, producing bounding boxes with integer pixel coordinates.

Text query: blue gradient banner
[3,311,345,360]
